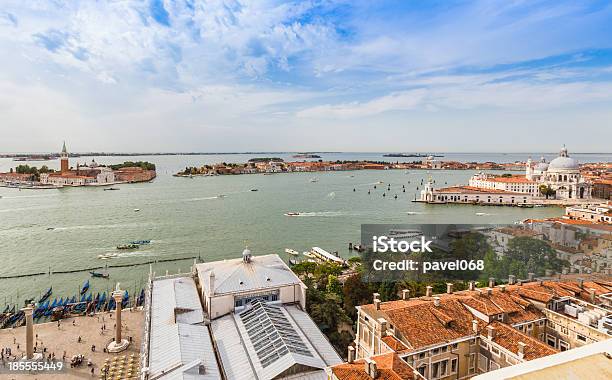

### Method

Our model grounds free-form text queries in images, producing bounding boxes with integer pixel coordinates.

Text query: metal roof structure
[211,300,342,380]
[148,277,220,380]
[197,254,303,296]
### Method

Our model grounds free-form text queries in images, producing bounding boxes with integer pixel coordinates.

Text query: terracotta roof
[382,336,410,353]
[484,322,558,361]
[488,176,536,184]
[331,353,419,380]
[436,186,527,195]
[381,299,476,349]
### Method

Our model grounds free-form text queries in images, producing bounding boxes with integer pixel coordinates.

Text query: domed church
[526,145,592,199]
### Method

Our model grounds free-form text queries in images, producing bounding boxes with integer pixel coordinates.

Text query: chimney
[500,285,506,293]
[486,288,493,296]
[426,286,433,297]
[378,318,387,333]
[373,292,380,302]
[518,342,526,359]
[364,358,378,379]
[374,299,381,311]
[208,271,215,296]
[468,281,476,291]
[402,289,410,300]
[446,283,454,294]
[370,361,378,379]
[489,277,495,288]
[508,275,516,285]
[578,278,584,289]
[589,288,596,303]
[487,325,496,340]
[347,346,355,363]
[517,280,522,286]
[528,272,535,281]
[472,320,478,334]
[434,297,440,307]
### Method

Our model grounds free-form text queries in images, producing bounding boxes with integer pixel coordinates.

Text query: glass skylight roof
[239,299,313,367]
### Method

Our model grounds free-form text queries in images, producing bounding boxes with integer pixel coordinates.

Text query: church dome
[548,145,579,171]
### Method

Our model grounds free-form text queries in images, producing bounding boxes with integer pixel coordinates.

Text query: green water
[0,155,564,306]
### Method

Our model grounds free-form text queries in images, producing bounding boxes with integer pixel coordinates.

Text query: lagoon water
[1,151,610,306]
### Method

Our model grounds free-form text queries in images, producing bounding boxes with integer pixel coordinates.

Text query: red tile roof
[331,353,420,380]
[484,322,558,361]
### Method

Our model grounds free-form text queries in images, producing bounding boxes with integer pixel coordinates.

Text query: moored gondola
[80,280,90,295]
[39,287,52,303]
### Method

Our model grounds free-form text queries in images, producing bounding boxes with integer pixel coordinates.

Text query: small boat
[284,212,300,217]
[80,280,90,295]
[90,271,109,278]
[103,187,120,191]
[303,251,315,259]
[46,227,55,230]
[98,252,119,259]
[122,290,129,308]
[289,258,299,266]
[39,287,52,303]
[310,178,318,183]
[129,240,151,245]
[285,248,300,256]
[117,244,139,250]
[134,208,140,212]
[475,212,487,216]
[250,188,258,192]
[217,194,226,198]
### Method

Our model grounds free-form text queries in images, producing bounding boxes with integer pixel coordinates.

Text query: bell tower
[60,141,69,174]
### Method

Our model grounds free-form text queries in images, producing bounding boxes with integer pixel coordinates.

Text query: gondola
[2,305,9,314]
[80,280,90,295]
[122,290,129,308]
[39,287,52,303]
[97,293,107,311]
[137,289,145,306]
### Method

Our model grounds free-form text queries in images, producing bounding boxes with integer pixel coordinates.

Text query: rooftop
[196,253,304,297]
[330,353,421,380]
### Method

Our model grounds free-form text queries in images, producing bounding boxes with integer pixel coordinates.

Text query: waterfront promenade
[0,309,143,379]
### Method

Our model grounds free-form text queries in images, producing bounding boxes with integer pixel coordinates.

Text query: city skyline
[1,1,612,152]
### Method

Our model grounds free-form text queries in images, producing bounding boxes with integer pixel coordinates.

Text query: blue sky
[0,0,611,152]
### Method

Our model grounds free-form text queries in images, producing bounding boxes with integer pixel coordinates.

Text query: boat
[475,212,487,216]
[388,229,423,240]
[309,178,318,183]
[98,252,120,259]
[134,208,140,212]
[117,244,139,250]
[90,271,109,278]
[285,248,300,256]
[80,280,90,295]
[103,187,120,191]
[288,258,299,266]
[217,194,226,198]
[303,251,315,259]
[250,188,258,192]
[38,287,52,303]
[284,212,300,217]
[129,240,151,245]
[122,290,129,308]
[137,289,145,306]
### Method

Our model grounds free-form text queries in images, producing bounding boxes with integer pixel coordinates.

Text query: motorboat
[117,244,139,250]
[285,248,300,256]
[309,178,318,183]
[90,271,109,278]
[103,187,120,191]
[284,212,300,217]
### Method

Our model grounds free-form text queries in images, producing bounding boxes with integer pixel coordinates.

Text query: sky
[0,0,611,153]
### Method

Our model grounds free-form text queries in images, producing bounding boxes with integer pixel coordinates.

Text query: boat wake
[287,211,348,217]
[475,212,495,216]
[52,222,155,231]
[405,211,425,215]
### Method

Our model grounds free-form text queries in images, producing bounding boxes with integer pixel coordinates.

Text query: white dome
[549,156,578,170]
[534,162,549,171]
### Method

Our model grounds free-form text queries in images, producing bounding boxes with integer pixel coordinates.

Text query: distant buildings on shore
[0,141,156,188]
[419,146,609,206]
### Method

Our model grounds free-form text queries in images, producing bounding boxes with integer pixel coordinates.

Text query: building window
[490,361,500,371]
[491,346,500,357]
[478,353,488,372]
[451,343,458,350]
[469,353,476,370]
[417,365,426,377]
[546,334,556,348]
[432,348,439,355]
[577,334,587,342]
[559,340,569,351]
[451,358,458,373]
